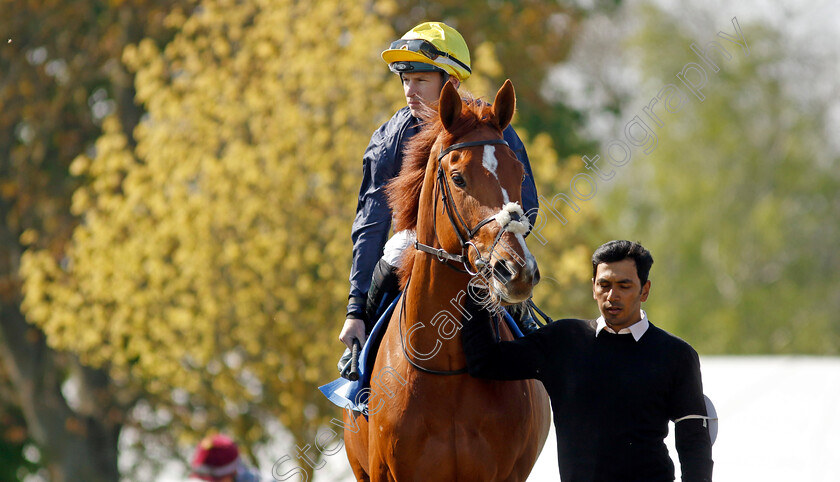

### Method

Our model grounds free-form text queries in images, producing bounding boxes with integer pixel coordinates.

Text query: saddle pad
[319,296,524,413]
[319,294,400,414]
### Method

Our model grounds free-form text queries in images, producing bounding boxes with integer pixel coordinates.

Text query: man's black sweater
[462,313,713,482]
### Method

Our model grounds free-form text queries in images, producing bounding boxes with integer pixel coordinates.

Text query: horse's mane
[386,92,501,284]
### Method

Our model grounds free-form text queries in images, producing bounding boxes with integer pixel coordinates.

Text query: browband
[437,139,509,161]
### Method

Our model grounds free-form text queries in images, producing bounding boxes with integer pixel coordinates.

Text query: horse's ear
[492,79,516,131]
[439,81,461,132]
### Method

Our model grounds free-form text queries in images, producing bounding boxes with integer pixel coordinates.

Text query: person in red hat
[189,434,261,482]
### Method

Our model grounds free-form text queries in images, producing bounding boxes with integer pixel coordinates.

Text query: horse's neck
[406,258,468,312]
[401,255,473,370]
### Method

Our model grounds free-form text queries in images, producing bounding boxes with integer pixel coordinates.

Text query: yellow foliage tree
[2,0,192,479]
[519,132,606,320]
[21,0,402,469]
[20,0,598,477]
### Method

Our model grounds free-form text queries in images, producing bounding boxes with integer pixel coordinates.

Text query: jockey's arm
[503,125,539,228]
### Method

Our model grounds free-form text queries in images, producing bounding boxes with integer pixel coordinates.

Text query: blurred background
[1,0,837,480]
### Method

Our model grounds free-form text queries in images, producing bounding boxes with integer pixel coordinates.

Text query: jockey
[337,21,540,378]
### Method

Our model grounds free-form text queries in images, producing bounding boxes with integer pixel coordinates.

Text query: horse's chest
[382,378,533,438]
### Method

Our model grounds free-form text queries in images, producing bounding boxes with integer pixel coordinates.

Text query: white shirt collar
[595,310,649,342]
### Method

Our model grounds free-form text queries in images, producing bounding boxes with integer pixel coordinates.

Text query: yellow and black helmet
[381,22,472,82]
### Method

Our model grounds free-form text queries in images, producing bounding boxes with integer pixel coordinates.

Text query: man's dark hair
[591,240,654,285]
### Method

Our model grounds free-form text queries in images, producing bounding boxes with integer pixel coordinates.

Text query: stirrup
[337,347,353,379]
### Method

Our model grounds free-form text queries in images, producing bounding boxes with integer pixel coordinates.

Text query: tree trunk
[0,301,122,482]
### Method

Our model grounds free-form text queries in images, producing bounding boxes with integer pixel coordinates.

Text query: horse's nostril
[493,260,515,284]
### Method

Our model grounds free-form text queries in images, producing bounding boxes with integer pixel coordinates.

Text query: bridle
[401,136,530,376]
[413,138,528,276]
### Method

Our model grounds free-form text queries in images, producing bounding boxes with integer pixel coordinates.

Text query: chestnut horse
[343,80,551,481]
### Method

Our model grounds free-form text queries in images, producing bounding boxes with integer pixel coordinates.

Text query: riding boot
[508,302,541,335]
[337,258,400,380]
[337,347,353,379]
[364,257,401,331]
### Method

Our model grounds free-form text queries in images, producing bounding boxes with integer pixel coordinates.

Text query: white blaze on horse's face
[482,145,510,204]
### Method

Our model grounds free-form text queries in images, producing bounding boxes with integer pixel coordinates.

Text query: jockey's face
[401,72,458,118]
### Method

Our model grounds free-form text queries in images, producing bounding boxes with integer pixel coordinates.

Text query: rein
[397,275,469,376]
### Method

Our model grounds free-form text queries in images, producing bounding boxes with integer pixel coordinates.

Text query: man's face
[401,72,446,117]
[592,258,650,331]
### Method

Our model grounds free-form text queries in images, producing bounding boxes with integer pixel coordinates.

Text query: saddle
[319,293,527,414]
[320,294,400,414]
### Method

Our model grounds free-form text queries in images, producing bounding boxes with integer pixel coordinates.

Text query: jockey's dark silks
[346,105,539,320]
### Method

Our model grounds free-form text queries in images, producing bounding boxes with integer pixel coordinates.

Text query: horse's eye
[451,173,466,187]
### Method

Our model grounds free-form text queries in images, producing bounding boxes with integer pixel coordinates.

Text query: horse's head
[389,80,539,305]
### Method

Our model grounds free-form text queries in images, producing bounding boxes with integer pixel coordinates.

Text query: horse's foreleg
[367,442,398,482]
[347,452,370,482]
[350,466,371,482]
[344,410,371,481]
[368,465,396,482]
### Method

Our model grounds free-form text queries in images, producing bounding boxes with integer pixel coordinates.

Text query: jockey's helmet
[381,22,472,82]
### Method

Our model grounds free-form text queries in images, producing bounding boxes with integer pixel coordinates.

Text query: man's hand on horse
[340,317,367,349]
[463,288,494,325]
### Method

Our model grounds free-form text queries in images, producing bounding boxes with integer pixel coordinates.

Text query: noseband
[413,138,529,275]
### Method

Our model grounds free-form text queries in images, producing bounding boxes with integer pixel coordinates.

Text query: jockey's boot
[509,302,541,335]
[337,258,400,380]
[365,257,401,329]
[337,347,353,379]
